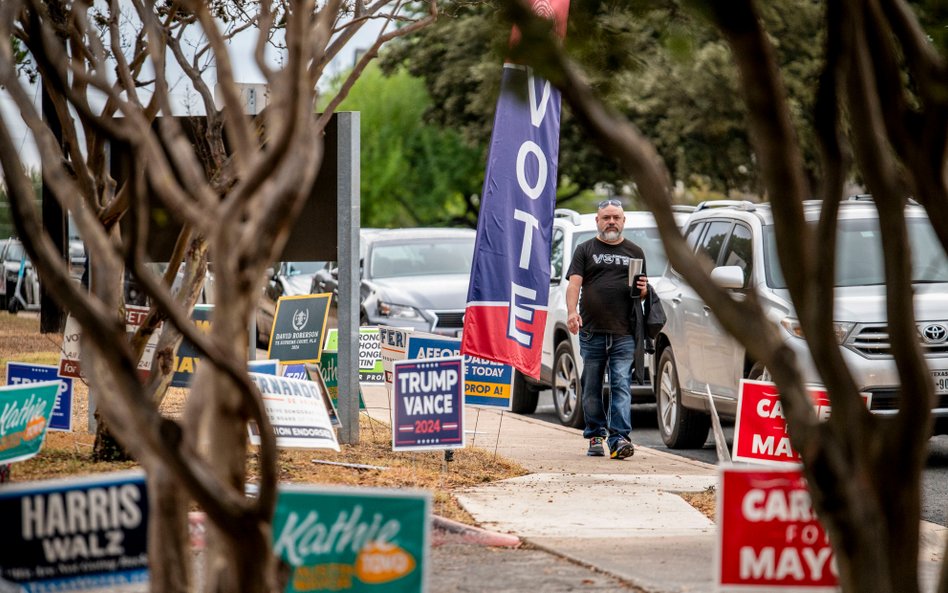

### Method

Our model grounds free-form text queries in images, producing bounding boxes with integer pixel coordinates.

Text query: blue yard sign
[406,334,513,410]
[6,362,74,431]
[392,357,464,451]
[0,471,149,592]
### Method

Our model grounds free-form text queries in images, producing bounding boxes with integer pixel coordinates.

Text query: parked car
[653,197,948,448]
[0,238,41,313]
[256,261,327,347]
[310,228,476,336]
[511,205,694,424]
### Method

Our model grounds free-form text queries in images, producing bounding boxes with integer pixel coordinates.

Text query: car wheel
[552,341,584,428]
[655,348,710,449]
[748,362,771,382]
[510,371,540,414]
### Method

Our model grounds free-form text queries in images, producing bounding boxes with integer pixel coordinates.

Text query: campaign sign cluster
[0,471,149,592]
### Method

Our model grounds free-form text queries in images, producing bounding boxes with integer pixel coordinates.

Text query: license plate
[932,370,948,395]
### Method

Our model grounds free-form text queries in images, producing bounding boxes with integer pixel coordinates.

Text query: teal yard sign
[0,380,61,464]
[273,485,430,593]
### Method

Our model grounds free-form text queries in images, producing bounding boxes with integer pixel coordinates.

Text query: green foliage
[325,64,484,227]
[0,169,41,238]
[382,0,828,198]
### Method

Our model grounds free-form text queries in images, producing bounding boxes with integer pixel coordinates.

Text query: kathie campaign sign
[392,357,464,451]
[272,485,430,593]
[0,380,61,464]
[268,294,332,364]
[0,471,149,592]
[718,465,837,591]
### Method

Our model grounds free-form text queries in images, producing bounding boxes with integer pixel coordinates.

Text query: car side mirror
[550,263,561,283]
[331,267,339,279]
[710,265,745,289]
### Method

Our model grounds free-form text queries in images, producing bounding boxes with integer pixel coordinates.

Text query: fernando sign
[717,465,837,591]
[248,373,340,451]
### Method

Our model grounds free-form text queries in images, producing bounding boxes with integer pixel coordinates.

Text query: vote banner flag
[392,357,464,451]
[461,0,570,379]
[717,465,837,590]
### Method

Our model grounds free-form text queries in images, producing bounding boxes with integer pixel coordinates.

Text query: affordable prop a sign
[0,380,61,464]
[249,373,340,451]
[273,485,430,593]
[406,334,513,410]
[6,363,73,432]
[717,465,837,591]
[392,357,464,451]
[0,471,149,592]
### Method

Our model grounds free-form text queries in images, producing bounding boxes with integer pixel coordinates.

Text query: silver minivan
[653,198,948,448]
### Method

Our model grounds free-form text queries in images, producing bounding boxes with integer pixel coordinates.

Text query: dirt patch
[0,312,526,523]
[679,486,716,522]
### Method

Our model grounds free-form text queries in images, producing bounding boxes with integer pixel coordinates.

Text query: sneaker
[587,436,605,457]
[610,438,635,460]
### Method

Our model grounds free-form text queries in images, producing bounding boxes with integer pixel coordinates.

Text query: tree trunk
[146,462,191,593]
[93,402,134,461]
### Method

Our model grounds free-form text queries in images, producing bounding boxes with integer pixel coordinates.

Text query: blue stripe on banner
[462,64,562,378]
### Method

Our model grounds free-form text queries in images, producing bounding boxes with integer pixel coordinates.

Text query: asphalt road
[529,390,948,528]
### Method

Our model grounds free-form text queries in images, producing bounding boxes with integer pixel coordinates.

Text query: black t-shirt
[566,237,646,335]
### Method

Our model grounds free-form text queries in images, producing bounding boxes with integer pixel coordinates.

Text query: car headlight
[780,317,854,344]
[378,301,424,321]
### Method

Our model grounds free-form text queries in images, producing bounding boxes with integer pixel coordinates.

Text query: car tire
[552,341,584,428]
[510,371,540,414]
[655,348,710,449]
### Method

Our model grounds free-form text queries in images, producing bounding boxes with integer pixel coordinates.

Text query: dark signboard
[267,294,332,364]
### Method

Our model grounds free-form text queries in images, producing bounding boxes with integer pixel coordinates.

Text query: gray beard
[600,229,621,242]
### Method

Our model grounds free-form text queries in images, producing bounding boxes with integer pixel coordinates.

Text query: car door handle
[671,296,682,304]
[703,305,712,314]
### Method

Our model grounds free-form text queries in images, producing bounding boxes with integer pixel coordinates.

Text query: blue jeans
[579,331,634,449]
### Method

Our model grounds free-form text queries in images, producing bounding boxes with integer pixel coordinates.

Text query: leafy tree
[504,0,948,591]
[0,1,435,591]
[383,0,825,198]
[325,63,483,227]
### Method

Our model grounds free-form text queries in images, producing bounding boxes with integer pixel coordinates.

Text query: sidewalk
[359,385,946,593]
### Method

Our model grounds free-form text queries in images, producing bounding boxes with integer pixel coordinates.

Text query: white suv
[653,197,948,448]
[510,206,693,426]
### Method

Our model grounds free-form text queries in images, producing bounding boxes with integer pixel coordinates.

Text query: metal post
[336,112,360,444]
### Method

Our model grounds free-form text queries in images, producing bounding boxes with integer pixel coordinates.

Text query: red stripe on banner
[463,305,548,378]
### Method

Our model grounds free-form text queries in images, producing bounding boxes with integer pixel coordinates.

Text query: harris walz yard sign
[0,471,149,592]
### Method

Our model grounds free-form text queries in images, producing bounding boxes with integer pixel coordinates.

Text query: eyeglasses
[598,199,623,209]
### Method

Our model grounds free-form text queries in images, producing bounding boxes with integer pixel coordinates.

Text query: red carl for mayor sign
[718,466,837,591]
[732,380,870,465]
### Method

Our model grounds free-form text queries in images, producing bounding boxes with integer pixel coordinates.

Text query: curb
[432,515,521,548]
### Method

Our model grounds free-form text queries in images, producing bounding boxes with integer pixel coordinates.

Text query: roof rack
[693,200,757,212]
[554,208,582,224]
[672,204,697,213]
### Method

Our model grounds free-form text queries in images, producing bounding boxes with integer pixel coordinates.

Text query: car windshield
[4,242,25,263]
[284,261,325,276]
[763,217,948,288]
[573,227,668,273]
[369,238,474,279]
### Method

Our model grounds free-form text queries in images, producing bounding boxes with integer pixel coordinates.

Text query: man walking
[565,199,648,459]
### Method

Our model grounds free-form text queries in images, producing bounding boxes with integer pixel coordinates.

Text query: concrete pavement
[359,385,946,593]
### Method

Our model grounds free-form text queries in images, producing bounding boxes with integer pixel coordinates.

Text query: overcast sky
[1,15,381,172]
